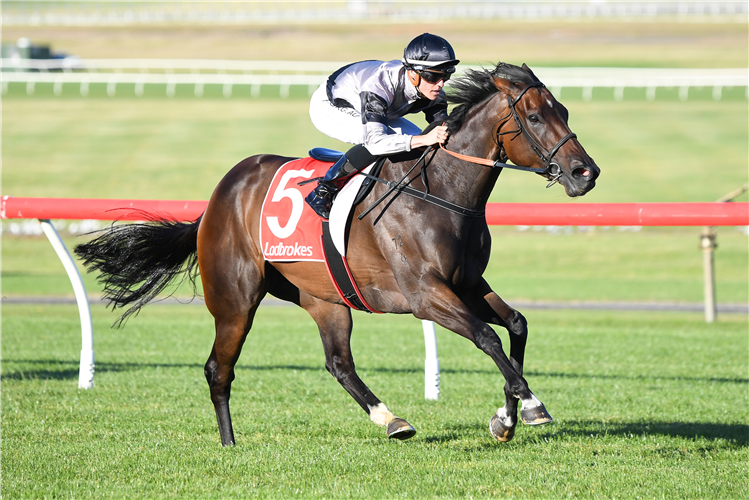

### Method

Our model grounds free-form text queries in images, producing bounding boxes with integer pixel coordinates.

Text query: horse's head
[491,64,599,197]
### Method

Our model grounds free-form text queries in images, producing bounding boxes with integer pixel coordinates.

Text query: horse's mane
[434,62,540,134]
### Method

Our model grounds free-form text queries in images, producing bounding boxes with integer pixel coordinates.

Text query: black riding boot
[305,145,377,219]
[305,155,355,219]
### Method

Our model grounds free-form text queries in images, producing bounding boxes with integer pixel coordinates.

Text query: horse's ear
[492,76,517,95]
[521,63,539,82]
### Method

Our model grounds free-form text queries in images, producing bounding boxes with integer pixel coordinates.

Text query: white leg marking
[521,393,543,409]
[495,406,515,427]
[368,403,396,427]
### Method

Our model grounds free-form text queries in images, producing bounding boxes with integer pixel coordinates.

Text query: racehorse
[75,62,600,446]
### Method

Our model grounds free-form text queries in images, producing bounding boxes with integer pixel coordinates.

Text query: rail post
[700,227,717,323]
[38,219,95,389]
[422,320,440,400]
[702,185,749,323]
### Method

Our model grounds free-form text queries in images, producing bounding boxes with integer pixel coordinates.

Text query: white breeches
[308,84,422,147]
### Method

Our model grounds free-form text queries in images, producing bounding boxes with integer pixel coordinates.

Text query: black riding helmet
[402,33,460,72]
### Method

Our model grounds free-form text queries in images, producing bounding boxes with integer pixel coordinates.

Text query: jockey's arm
[360,77,450,155]
[361,96,450,154]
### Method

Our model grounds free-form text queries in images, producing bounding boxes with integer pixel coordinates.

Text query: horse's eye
[528,114,540,124]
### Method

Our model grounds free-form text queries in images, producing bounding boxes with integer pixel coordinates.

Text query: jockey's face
[409,70,446,101]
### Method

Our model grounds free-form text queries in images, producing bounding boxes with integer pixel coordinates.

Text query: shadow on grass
[526,370,748,385]
[0,367,81,381]
[0,358,327,381]
[546,419,749,446]
[3,358,746,387]
[423,419,749,447]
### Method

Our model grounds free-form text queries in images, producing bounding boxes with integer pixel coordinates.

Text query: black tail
[74,215,202,327]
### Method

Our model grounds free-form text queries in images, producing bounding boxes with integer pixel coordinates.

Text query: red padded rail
[2,196,748,226]
[484,202,749,226]
[1,196,207,222]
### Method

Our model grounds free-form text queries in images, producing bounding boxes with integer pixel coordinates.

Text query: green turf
[484,227,748,305]
[2,304,747,499]
[2,96,747,204]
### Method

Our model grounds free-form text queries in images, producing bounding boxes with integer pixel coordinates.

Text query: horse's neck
[433,94,506,210]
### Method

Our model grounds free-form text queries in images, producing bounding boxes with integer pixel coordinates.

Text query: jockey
[305,33,460,218]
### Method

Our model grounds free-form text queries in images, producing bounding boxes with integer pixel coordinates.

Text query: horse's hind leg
[203,266,299,446]
[199,223,267,446]
[301,293,416,439]
[204,300,262,446]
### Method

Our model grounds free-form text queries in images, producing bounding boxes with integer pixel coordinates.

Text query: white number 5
[266,169,315,239]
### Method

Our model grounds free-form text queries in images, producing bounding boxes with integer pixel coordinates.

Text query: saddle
[308,147,385,207]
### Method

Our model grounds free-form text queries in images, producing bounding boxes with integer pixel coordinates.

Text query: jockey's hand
[411,124,449,149]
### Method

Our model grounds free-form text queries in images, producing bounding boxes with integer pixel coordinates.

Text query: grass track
[2,19,747,499]
[2,304,747,498]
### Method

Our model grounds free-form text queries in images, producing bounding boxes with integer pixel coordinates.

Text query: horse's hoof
[489,413,515,442]
[520,403,553,425]
[387,418,416,440]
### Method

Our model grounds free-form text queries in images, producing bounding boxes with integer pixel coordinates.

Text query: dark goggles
[418,67,455,84]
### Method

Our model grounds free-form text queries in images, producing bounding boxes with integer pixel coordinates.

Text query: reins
[356,146,486,224]
[438,143,546,173]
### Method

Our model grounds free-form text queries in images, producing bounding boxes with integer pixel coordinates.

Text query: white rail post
[700,226,717,323]
[422,320,440,400]
[39,220,95,389]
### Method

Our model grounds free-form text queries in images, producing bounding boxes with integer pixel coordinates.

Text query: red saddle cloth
[259,156,382,314]
[259,157,330,262]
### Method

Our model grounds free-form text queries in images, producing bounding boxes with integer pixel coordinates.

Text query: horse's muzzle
[563,159,600,197]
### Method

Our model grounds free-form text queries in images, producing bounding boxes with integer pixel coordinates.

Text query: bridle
[440,81,577,188]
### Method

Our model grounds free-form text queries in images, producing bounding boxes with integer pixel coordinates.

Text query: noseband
[441,82,577,188]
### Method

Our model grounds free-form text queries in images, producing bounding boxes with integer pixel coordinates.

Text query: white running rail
[2,58,747,100]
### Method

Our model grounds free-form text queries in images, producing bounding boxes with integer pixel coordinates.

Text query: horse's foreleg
[467,315,552,440]
[472,290,526,441]
[483,291,527,374]
[413,281,551,442]
[301,293,416,439]
[467,286,552,441]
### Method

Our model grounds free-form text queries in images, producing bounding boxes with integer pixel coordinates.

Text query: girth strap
[321,221,383,313]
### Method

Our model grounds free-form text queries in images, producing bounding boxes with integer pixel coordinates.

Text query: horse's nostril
[572,167,590,178]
